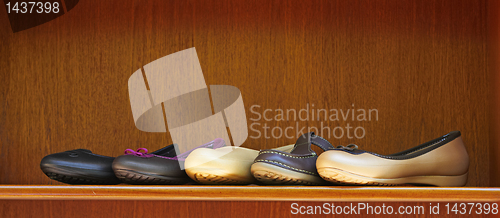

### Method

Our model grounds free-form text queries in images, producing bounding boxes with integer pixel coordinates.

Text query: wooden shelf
[0,185,499,202]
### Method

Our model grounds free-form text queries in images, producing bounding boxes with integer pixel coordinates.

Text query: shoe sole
[185,168,257,185]
[251,162,326,185]
[41,166,119,185]
[113,169,190,185]
[318,167,468,187]
[189,171,250,185]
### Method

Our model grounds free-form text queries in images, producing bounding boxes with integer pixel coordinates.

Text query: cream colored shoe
[185,144,295,184]
[316,131,469,186]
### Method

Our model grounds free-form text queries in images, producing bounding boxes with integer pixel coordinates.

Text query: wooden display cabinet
[1,0,499,217]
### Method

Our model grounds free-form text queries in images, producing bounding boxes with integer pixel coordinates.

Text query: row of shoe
[40,131,469,186]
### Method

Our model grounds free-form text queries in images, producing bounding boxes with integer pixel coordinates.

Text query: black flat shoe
[40,144,178,185]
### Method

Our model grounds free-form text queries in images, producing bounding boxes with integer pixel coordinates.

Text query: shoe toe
[41,150,112,171]
[40,150,119,184]
[316,150,363,171]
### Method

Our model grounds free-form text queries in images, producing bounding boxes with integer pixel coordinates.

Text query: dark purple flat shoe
[251,132,334,185]
[112,138,226,185]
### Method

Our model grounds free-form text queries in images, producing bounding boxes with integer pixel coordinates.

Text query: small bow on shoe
[124,148,154,157]
[335,144,358,151]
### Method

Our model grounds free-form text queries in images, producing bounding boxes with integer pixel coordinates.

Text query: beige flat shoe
[316,131,469,187]
[185,144,295,185]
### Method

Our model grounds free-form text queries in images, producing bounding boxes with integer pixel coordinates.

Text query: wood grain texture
[0,186,499,217]
[0,0,492,186]
[0,199,499,218]
[0,186,499,202]
[488,0,500,187]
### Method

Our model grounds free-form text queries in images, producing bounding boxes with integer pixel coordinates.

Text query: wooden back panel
[0,0,491,186]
